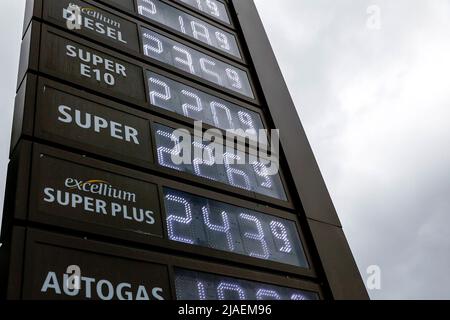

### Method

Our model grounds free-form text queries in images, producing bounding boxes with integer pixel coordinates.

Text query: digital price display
[136,0,241,58]
[154,123,287,200]
[163,188,307,267]
[179,0,230,25]
[147,71,264,137]
[175,269,319,300]
[141,28,254,98]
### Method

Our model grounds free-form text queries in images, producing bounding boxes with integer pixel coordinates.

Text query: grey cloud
[255,0,450,299]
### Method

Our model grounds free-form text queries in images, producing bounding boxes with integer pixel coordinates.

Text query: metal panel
[7,227,322,300]
[6,141,317,278]
[308,220,369,299]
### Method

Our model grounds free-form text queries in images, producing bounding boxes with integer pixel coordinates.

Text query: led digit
[142,32,163,55]
[270,221,292,253]
[215,31,230,51]
[195,0,203,10]
[193,142,216,181]
[202,206,234,251]
[165,194,194,244]
[197,282,207,300]
[225,68,242,89]
[156,129,182,171]
[252,161,273,189]
[179,0,231,25]
[138,0,157,16]
[149,77,171,105]
[256,289,281,300]
[210,101,234,129]
[181,89,203,117]
[217,282,246,300]
[224,153,251,191]
[199,58,221,84]
[238,111,256,134]
[173,46,195,74]
[239,213,270,260]
[291,294,306,300]
[206,0,220,17]
[191,21,211,44]
[179,15,187,34]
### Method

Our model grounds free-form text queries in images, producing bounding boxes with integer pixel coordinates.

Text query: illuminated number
[156,129,182,171]
[238,111,256,134]
[143,33,163,55]
[202,206,234,251]
[181,90,203,117]
[195,0,203,10]
[179,16,187,34]
[226,68,242,89]
[217,283,246,300]
[191,21,211,45]
[174,46,195,74]
[291,294,306,300]
[224,153,251,190]
[165,194,194,244]
[256,289,281,300]
[210,102,234,129]
[239,213,269,259]
[138,0,157,16]
[193,142,216,181]
[200,58,221,84]
[252,161,272,188]
[206,0,220,17]
[215,32,230,51]
[197,282,206,300]
[269,221,292,253]
[149,77,171,105]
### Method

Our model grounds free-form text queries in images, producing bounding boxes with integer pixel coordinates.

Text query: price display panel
[141,27,254,98]
[177,0,231,25]
[175,269,319,300]
[5,228,321,300]
[154,123,287,201]
[163,187,307,267]
[136,0,241,59]
[147,71,264,138]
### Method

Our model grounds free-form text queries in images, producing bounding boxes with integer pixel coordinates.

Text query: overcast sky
[0,0,449,300]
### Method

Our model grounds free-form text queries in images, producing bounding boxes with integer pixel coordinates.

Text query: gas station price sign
[163,187,308,267]
[136,0,241,59]
[141,27,254,98]
[0,0,373,303]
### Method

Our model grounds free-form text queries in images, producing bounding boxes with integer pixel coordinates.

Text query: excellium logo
[65,178,136,203]
[42,176,156,225]
[64,3,126,45]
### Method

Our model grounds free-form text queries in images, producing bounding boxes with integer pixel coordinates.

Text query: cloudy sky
[0,0,449,300]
